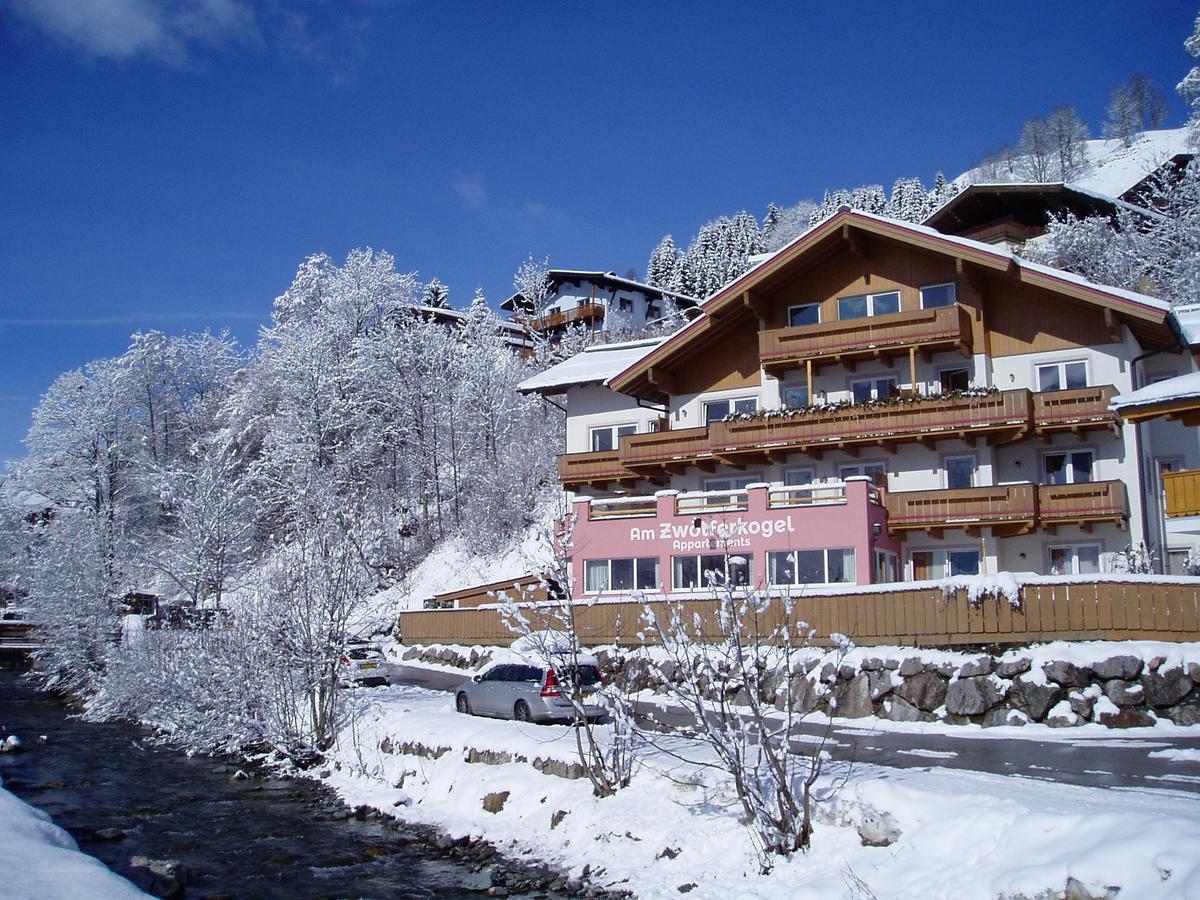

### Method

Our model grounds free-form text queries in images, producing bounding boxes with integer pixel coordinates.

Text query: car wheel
[456,692,472,715]
[514,700,532,722]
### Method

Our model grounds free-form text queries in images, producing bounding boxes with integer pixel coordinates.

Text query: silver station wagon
[455,658,607,723]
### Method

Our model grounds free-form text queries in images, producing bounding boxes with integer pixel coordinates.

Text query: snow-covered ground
[320,684,1200,899]
[0,777,145,899]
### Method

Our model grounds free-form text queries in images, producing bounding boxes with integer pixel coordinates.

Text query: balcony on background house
[1163,469,1200,518]
[1032,385,1121,438]
[526,302,606,332]
[758,303,973,376]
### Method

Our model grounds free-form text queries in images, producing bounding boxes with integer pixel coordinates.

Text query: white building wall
[564,385,661,455]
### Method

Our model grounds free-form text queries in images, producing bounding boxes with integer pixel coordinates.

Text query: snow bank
[321,684,1200,899]
[0,778,145,899]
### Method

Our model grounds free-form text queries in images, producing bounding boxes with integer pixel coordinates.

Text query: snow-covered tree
[1178,12,1200,142]
[1048,105,1091,181]
[1018,115,1055,181]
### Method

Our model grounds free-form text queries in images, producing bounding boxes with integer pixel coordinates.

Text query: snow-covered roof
[1111,371,1200,413]
[517,337,666,395]
[502,269,699,311]
[954,127,1193,200]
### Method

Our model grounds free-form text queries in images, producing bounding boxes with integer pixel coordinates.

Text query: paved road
[392,663,1200,795]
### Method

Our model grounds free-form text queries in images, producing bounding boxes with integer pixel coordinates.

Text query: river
[0,671,515,899]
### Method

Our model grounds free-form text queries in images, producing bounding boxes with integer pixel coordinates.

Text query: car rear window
[557,664,602,686]
[347,648,382,660]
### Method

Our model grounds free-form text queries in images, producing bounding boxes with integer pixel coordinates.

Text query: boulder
[1068,690,1096,719]
[856,809,901,847]
[946,676,1008,717]
[837,664,857,681]
[996,657,1032,679]
[1042,660,1093,689]
[1009,677,1062,722]
[924,661,956,677]
[1064,876,1121,900]
[867,670,895,701]
[958,656,994,678]
[1188,661,1200,684]
[879,696,925,722]
[1142,668,1193,707]
[832,673,874,718]
[1,735,22,753]
[883,659,900,671]
[894,672,948,712]
[982,707,1026,728]
[1103,679,1144,707]
[1096,707,1156,729]
[1045,701,1082,728]
[1162,701,1200,726]
[775,675,820,714]
[860,657,884,671]
[482,791,511,814]
[1091,655,1143,681]
[128,857,188,899]
[550,810,569,829]
[898,657,924,677]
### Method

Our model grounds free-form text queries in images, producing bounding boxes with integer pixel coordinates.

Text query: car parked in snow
[455,657,606,723]
[340,643,391,687]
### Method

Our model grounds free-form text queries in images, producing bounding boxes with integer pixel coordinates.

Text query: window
[1036,360,1088,392]
[584,557,660,593]
[782,385,809,408]
[911,548,980,580]
[703,475,759,492]
[784,467,815,486]
[1167,548,1195,576]
[672,554,753,590]
[839,462,887,484]
[768,548,855,585]
[920,283,957,309]
[945,455,976,490]
[850,375,898,403]
[590,423,637,452]
[646,302,661,320]
[1048,544,1101,576]
[703,396,758,424]
[618,297,633,313]
[788,303,820,327]
[873,549,900,583]
[839,290,900,320]
[1043,449,1093,485]
[939,367,970,392]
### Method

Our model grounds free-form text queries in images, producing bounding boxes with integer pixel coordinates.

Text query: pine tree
[423,278,450,308]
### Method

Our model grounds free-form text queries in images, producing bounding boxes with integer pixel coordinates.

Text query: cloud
[276,8,370,86]
[517,199,568,227]
[452,172,488,209]
[4,0,258,64]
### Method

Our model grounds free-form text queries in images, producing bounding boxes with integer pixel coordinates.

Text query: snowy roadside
[316,684,1200,900]
[0,777,146,900]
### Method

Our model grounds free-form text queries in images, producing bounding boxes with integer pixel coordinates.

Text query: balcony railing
[1033,385,1120,436]
[709,389,1031,462]
[1163,469,1200,518]
[1039,480,1128,528]
[885,480,1128,534]
[557,449,627,486]
[558,387,1120,488]
[526,302,606,331]
[885,483,1038,533]
[758,303,973,374]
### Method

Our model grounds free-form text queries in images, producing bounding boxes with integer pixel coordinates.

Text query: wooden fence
[397,578,1200,647]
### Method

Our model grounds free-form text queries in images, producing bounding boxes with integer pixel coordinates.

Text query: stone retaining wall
[400,643,1200,729]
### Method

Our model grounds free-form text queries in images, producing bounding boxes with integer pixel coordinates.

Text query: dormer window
[838,290,900,320]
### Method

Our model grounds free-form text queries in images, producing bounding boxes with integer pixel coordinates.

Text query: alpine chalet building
[520,209,1200,597]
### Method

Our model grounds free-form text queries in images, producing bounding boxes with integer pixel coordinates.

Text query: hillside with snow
[955,127,1192,198]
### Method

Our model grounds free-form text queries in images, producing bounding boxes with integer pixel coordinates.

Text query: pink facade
[569,478,901,595]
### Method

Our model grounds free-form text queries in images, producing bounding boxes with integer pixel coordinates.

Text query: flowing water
[0,671,490,899]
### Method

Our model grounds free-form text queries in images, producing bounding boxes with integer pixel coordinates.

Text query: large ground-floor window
[584,557,659,593]
[767,548,855,586]
[672,553,753,590]
[911,548,979,580]
[1048,543,1100,576]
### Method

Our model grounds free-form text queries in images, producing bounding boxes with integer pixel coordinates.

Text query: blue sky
[1,0,1196,465]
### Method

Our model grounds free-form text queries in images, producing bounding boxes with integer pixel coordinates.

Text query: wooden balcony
[557,450,629,489]
[709,389,1031,464]
[528,302,605,331]
[1033,385,1121,438]
[758,303,973,375]
[885,483,1038,537]
[619,427,711,472]
[1163,469,1200,518]
[1039,480,1128,531]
